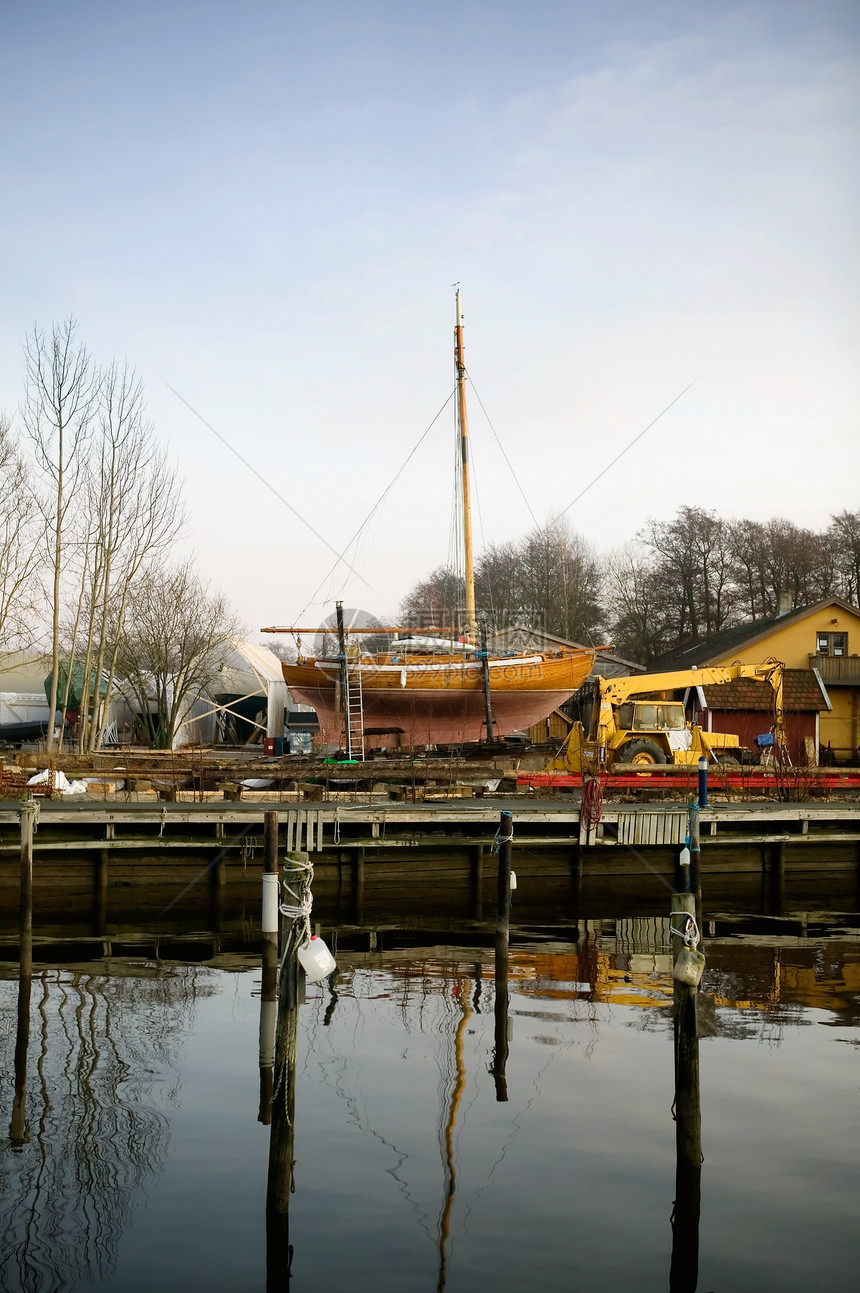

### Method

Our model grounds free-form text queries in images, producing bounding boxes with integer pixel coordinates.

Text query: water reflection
[0,907,858,1293]
[0,964,215,1292]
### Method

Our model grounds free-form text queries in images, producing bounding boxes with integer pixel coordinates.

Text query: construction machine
[550,661,785,772]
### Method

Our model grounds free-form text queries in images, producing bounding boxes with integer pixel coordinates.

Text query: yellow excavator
[550,661,785,772]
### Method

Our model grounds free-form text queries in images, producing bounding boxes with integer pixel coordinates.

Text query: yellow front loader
[550,662,785,773]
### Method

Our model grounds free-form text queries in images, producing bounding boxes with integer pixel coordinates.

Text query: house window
[816,631,847,656]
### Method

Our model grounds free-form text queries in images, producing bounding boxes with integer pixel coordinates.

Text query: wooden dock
[0,796,857,945]
[0,796,858,863]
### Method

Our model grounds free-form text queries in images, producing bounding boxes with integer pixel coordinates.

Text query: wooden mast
[454,289,478,642]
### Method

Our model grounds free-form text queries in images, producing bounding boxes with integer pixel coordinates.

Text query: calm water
[2,905,859,1292]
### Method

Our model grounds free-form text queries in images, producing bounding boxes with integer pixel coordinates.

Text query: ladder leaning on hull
[343,662,365,760]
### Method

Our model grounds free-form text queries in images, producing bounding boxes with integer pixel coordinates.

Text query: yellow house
[650,598,860,763]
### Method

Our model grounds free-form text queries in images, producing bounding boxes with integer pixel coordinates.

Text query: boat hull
[282,652,594,747]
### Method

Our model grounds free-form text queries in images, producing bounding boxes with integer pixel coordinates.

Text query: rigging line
[465,370,539,529]
[160,378,374,591]
[295,388,457,624]
[155,821,256,917]
[552,377,699,526]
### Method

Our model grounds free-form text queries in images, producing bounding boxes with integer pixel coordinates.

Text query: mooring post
[209,855,226,932]
[470,844,484,919]
[697,755,708,808]
[570,842,582,916]
[263,811,280,944]
[19,797,33,976]
[669,890,702,1292]
[764,841,785,917]
[259,811,280,1125]
[95,847,109,935]
[492,811,513,1101]
[11,797,35,1147]
[688,805,702,928]
[352,846,365,923]
[266,914,301,1290]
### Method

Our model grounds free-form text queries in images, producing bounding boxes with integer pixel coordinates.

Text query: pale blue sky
[2,1,858,633]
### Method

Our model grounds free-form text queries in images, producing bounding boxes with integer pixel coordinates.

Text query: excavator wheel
[621,739,668,766]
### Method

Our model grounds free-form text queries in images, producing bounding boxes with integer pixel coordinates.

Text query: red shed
[686,670,830,764]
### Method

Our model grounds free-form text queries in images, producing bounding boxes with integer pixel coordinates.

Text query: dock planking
[0,797,858,862]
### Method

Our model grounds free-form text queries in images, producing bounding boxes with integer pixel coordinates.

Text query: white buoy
[509,870,517,891]
[679,846,691,868]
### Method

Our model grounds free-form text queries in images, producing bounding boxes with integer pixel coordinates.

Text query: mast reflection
[436,977,472,1292]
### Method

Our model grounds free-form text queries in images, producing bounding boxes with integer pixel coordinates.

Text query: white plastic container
[296,935,337,983]
[673,946,705,988]
[509,870,517,891]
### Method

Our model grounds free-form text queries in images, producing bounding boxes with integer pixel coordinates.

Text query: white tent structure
[172,638,314,749]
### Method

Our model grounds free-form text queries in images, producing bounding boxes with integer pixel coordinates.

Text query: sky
[1,0,858,639]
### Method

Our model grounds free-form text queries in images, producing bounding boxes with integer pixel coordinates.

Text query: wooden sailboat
[267,292,597,750]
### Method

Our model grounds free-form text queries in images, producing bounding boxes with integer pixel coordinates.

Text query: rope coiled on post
[280,854,315,945]
[491,823,514,854]
[669,911,701,949]
[19,795,40,833]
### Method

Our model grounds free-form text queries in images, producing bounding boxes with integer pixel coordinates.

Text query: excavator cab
[612,700,690,764]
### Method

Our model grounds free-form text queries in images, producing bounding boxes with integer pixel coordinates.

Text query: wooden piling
[260,809,280,1126]
[262,810,280,941]
[210,856,226,931]
[258,935,278,1126]
[94,847,109,934]
[265,810,279,873]
[352,846,365,923]
[11,798,34,1147]
[266,922,300,1290]
[492,811,513,1101]
[669,889,702,1292]
[764,841,785,917]
[470,844,484,919]
[570,842,582,915]
[688,806,702,928]
[19,799,33,979]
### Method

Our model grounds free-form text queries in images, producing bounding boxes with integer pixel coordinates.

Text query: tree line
[1,318,241,750]
[400,505,860,663]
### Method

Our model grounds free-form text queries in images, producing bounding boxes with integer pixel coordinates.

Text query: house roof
[649,598,860,671]
[700,669,828,712]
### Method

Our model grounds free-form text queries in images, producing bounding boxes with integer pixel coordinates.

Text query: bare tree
[828,509,860,605]
[728,516,837,619]
[112,561,243,748]
[604,542,662,664]
[74,363,186,752]
[401,523,605,644]
[398,565,466,630]
[513,520,604,642]
[22,319,96,750]
[728,518,772,621]
[0,416,44,658]
[643,506,736,644]
[475,538,528,626]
